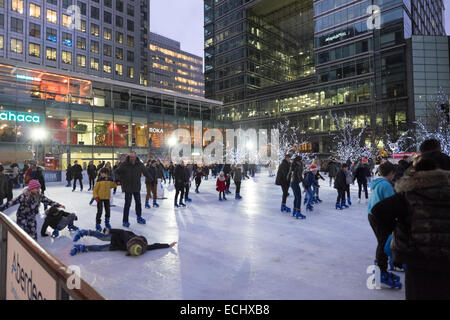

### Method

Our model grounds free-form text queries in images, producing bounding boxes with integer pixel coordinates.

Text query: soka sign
[0,111,41,123]
[6,233,57,300]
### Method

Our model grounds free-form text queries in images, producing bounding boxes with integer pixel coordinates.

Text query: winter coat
[0,190,60,240]
[157,164,165,180]
[40,209,73,236]
[72,164,83,179]
[114,156,150,193]
[194,171,204,183]
[371,169,450,272]
[0,173,8,199]
[108,229,170,252]
[302,171,315,189]
[93,177,117,200]
[216,176,227,192]
[183,167,191,185]
[232,167,242,182]
[87,164,97,178]
[334,169,347,191]
[354,164,370,183]
[345,170,353,185]
[367,177,395,214]
[145,165,157,186]
[174,165,186,188]
[275,159,291,186]
[290,164,303,184]
[66,166,73,181]
[169,164,175,174]
[328,162,339,178]
[30,168,46,192]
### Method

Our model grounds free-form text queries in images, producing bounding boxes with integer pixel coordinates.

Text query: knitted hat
[28,179,41,191]
[310,165,318,171]
[362,158,368,164]
[126,236,147,256]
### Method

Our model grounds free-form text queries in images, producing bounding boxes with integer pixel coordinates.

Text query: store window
[46,107,69,145]
[71,110,92,145]
[132,117,147,148]
[113,114,130,147]
[94,112,113,146]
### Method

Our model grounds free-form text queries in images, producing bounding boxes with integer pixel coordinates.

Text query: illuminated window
[29,43,40,57]
[103,27,112,40]
[10,38,23,53]
[46,9,57,24]
[29,3,41,18]
[115,63,123,76]
[77,36,86,50]
[116,31,123,44]
[62,14,72,28]
[46,47,57,61]
[103,61,112,73]
[77,54,86,67]
[46,27,57,42]
[126,35,134,47]
[62,32,72,47]
[90,57,99,70]
[77,20,86,33]
[62,51,72,64]
[0,35,3,50]
[90,40,99,54]
[115,47,123,60]
[91,23,99,37]
[127,66,134,79]
[11,0,23,14]
[103,44,111,56]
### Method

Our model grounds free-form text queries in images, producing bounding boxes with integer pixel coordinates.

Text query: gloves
[116,181,121,185]
[95,197,100,203]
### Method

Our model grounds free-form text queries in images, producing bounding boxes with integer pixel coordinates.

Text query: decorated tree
[414,87,450,155]
[271,119,309,163]
[384,131,416,155]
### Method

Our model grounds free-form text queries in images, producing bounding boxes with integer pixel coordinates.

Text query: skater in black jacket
[276,154,292,213]
[70,228,177,256]
[174,162,186,207]
[194,167,205,193]
[334,164,348,210]
[87,161,97,191]
[71,160,84,191]
[354,158,371,203]
[41,206,79,238]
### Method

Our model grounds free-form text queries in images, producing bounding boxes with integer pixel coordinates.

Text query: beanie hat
[310,165,318,171]
[362,158,368,164]
[28,179,41,191]
[126,236,148,256]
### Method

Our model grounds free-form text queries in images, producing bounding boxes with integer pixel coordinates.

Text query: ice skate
[179,201,186,207]
[73,229,88,242]
[68,223,79,231]
[341,201,349,209]
[335,203,342,210]
[137,216,146,224]
[306,204,313,212]
[105,219,111,230]
[70,244,87,256]
[347,198,352,206]
[51,229,59,238]
[296,209,306,219]
[153,201,159,208]
[122,221,130,228]
[145,201,151,209]
[380,271,402,289]
[185,198,192,202]
[95,223,102,232]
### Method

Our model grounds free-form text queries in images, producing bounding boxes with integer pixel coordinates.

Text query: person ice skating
[41,206,78,238]
[70,227,177,256]
[184,163,193,202]
[114,152,151,227]
[194,167,204,193]
[302,165,316,212]
[0,166,8,206]
[168,161,175,184]
[289,156,305,219]
[354,158,371,203]
[313,167,325,203]
[145,160,158,209]
[371,155,450,298]
[174,161,186,207]
[367,161,395,214]
[93,168,117,231]
[232,164,243,200]
[71,160,83,192]
[87,161,97,191]
[344,164,353,206]
[418,138,450,170]
[334,164,349,210]
[276,154,292,213]
[66,164,73,187]
[327,159,338,187]
[223,164,232,194]
[0,180,64,240]
[216,171,227,201]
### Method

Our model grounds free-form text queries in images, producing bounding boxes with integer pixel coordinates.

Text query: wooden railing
[0,212,104,300]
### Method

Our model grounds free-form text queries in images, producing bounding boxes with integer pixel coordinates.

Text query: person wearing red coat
[216,171,227,201]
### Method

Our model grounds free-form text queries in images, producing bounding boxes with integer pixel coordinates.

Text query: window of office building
[47,0,57,5]
[91,23,99,37]
[103,61,112,73]
[126,35,134,47]
[77,36,86,50]
[103,27,112,40]
[90,57,99,70]
[0,0,4,8]
[127,20,133,32]
[103,44,111,56]
[29,3,41,18]
[28,43,40,57]
[116,31,123,44]
[11,17,23,33]
[78,1,86,15]
[0,14,3,29]
[115,15,123,28]
[115,63,123,76]
[90,40,99,54]
[91,6,99,20]
[11,0,23,14]
[46,9,57,24]
[62,0,72,9]
[77,20,86,33]
[104,11,111,24]
[126,51,134,62]
[77,54,86,67]
[127,4,134,16]
[29,23,40,38]
[115,47,123,60]
[0,35,3,50]
[62,14,72,28]
[104,0,111,8]
[62,32,72,47]
[116,0,123,12]
[10,38,23,54]
[62,50,72,64]
[46,27,57,42]
[127,66,134,79]
[46,47,57,60]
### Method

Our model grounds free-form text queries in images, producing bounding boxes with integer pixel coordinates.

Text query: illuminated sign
[149,128,163,133]
[16,75,41,82]
[0,111,41,123]
[325,32,347,42]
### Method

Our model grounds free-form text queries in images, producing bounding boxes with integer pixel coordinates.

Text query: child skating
[216,171,227,201]
[93,168,117,231]
[194,167,204,193]
[70,228,177,256]
[41,206,79,238]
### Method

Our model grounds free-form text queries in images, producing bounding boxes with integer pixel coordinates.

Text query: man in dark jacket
[223,164,232,194]
[115,152,151,227]
[71,160,83,192]
[371,156,450,299]
[174,161,186,207]
[87,161,97,191]
[354,159,371,203]
[276,154,292,213]
[394,156,412,182]
[145,160,158,209]
[327,160,339,187]
[70,228,176,256]
[334,164,348,210]
[41,206,78,237]
[184,163,193,202]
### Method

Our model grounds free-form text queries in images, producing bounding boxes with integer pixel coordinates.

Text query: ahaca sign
[0,111,41,123]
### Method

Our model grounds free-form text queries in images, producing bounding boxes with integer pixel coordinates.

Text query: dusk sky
[150,1,450,59]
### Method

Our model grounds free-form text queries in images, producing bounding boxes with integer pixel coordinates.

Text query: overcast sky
[150,1,450,59]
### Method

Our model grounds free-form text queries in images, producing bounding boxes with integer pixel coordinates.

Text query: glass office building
[0,60,223,169]
[205,0,446,153]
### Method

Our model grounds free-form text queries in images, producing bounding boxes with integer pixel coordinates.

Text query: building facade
[149,32,205,97]
[0,0,150,86]
[0,59,223,169]
[205,0,447,153]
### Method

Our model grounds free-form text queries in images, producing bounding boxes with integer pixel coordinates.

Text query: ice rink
[4,172,404,300]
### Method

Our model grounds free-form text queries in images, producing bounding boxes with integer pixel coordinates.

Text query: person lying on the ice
[70,228,177,256]
[41,205,79,238]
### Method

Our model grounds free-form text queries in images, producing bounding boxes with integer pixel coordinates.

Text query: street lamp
[167,136,177,162]
[30,127,48,165]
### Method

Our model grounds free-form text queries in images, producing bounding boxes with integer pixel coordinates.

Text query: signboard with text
[6,233,57,300]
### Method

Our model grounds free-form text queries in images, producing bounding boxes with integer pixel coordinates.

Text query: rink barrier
[0,212,104,300]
